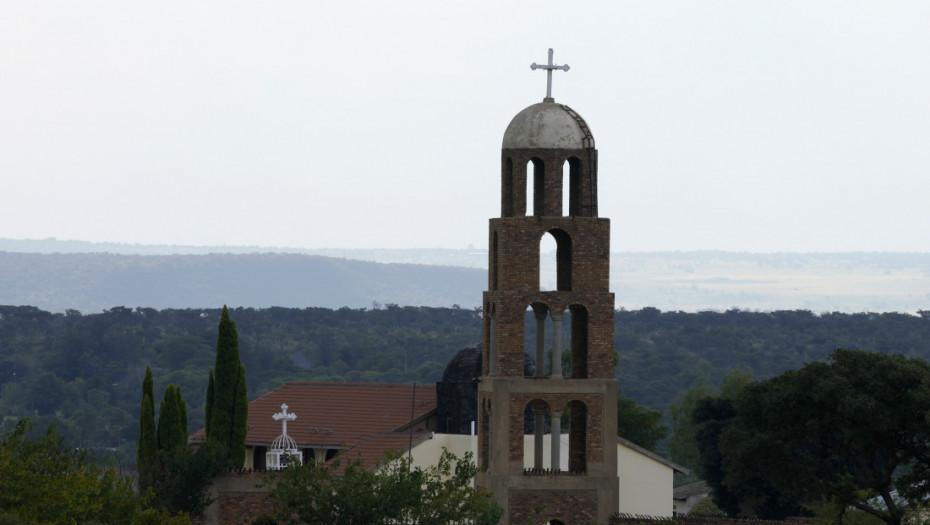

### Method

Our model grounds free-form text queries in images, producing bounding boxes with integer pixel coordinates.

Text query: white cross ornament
[531,48,570,100]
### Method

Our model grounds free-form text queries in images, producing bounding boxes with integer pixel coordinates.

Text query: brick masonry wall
[610,516,811,525]
[511,489,598,525]
[217,492,274,524]
[192,470,277,525]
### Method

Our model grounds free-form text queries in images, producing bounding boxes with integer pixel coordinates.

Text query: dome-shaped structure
[437,343,537,434]
[271,433,299,452]
[502,101,595,150]
[441,343,483,383]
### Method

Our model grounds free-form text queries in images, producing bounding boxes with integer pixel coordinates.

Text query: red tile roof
[191,382,437,452]
[329,431,432,473]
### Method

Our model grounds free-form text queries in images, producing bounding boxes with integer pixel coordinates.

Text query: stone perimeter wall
[192,470,277,525]
[610,515,810,525]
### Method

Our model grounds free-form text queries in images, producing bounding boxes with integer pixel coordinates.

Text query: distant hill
[2,238,929,313]
[0,251,485,313]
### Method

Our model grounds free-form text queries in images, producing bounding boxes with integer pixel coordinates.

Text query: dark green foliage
[208,306,248,468]
[139,398,157,493]
[617,390,667,451]
[692,397,744,516]
[688,498,725,517]
[204,369,214,438]
[613,308,930,412]
[148,442,225,518]
[138,367,157,494]
[0,419,139,524]
[700,349,930,525]
[141,376,220,519]
[268,448,501,524]
[157,385,187,453]
[5,304,930,476]
[230,363,248,468]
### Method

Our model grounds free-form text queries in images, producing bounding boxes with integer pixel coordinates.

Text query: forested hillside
[0,251,485,312]
[1,305,928,470]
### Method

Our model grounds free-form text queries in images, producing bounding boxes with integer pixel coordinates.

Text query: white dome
[502,101,594,149]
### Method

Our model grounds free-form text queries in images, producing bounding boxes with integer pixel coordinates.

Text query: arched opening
[550,402,566,471]
[524,303,549,378]
[486,303,497,376]
[502,157,514,217]
[567,400,588,473]
[523,399,549,471]
[541,229,573,291]
[539,233,557,291]
[491,232,499,290]
[562,160,570,217]
[549,309,567,378]
[527,158,544,216]
[569,304,589,379]
[567,156,582,216]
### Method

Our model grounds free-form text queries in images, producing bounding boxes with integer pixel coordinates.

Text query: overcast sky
[2,1,928,252]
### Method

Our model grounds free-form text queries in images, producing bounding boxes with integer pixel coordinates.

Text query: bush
[689,497,726,517]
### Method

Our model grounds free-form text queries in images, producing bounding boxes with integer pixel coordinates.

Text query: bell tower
[476,49,618,525]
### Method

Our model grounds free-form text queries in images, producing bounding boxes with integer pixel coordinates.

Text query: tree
[145,380,223,518]
[719,349,930,525]
[138,367,158,494]
[617,389,667,451]
[204,369,214,437]
[0,419,139,524]
[668,369,752,476]
[148,442,225,518]
[206,306,248,468]
[268,448,502,524]
[157,384,187,453]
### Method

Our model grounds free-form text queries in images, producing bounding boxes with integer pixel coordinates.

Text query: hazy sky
[2,2,929,252]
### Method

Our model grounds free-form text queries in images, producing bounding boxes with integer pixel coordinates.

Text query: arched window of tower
[491,232,499,290]
[567,156,582,216]
[539,232,557,291]
[569,304,589,379]
[524,303,549,378]
[523,399,550,471]
[540,229,573,291]
[562,160,570,217]
[567,399,588,472]
[526,158,544,216]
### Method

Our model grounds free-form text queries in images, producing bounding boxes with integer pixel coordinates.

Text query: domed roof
[441,343,482,383]
[502,100,595,150]
[439,342,537,383]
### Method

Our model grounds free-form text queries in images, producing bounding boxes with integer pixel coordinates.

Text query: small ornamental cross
[273,403,297,436]
[530,48,570,100]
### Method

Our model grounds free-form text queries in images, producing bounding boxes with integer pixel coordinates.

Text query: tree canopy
[268,448,502,524]
[206,306,248,468]
[617,389,667,451]
[0,419,139,524]
[698,349,930,525]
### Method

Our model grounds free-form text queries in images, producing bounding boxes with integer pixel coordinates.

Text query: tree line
[2,304,930,471]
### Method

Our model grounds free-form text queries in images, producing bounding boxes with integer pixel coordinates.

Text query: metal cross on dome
[531,48,570,100]
[273,403,297,436]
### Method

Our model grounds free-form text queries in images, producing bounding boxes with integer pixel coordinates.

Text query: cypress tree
[157,384,184,452]
[204,369,214,439]
[229,363,248,468]
[177,386,188,442]
[208,305,248,468]
[138,367,157,494]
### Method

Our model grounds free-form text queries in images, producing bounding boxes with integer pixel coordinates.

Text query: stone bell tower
[476,49,618,525]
